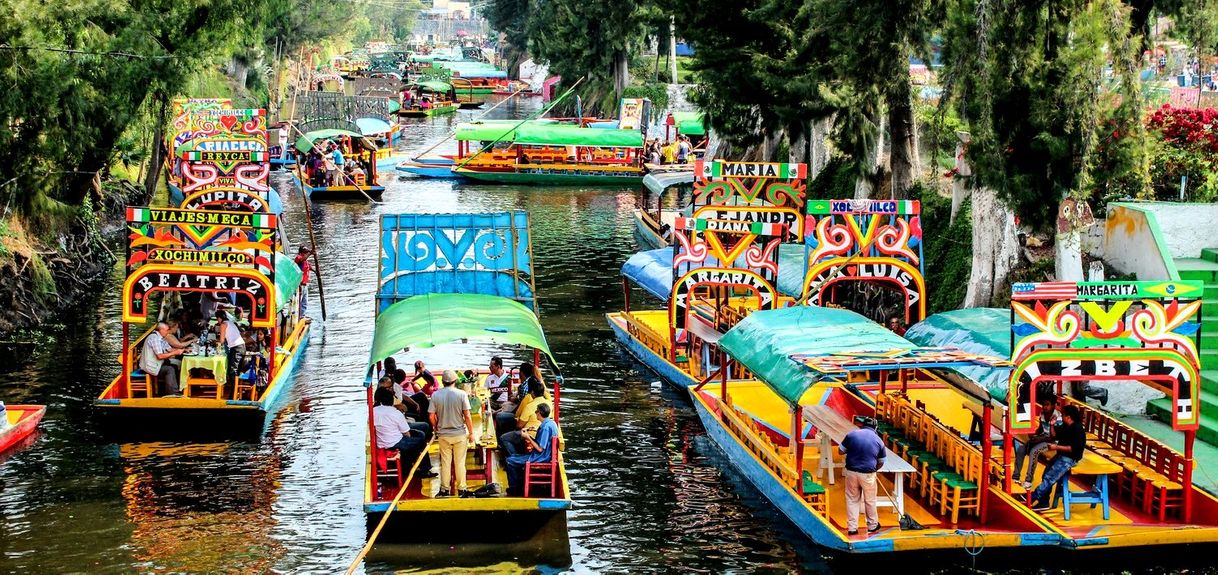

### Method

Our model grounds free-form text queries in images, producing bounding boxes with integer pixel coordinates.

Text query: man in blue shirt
[506,402,558,496]
[838,416,885,535]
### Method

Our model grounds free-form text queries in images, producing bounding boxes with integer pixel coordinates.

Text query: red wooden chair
[524,436,561,498]
[375,447,403,489]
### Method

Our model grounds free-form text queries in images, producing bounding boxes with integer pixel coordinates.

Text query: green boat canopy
[366,293,557,377]
[294,129,364,153]
[904,308,1013,401]
[674,111,706,136]
[410,80,453,93]
[719,306,914,405]
[514,124,643,148]
[274,251,303,312]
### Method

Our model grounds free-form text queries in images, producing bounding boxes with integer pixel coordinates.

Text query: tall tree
[526,0,650,109]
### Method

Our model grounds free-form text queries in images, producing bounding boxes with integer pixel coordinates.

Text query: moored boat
[398,80,459,117]
[96,101,312,434]
[454,123,645,186]
[0,404,46,454]
[362,211,571,537]
[293,128,387,200]
[634,168,696,249]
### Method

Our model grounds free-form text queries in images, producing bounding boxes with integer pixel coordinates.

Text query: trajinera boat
[634,168,696,250]
[362,211,571,538]
[609,167,1218,554]
[294,128,387,200]
[394,120,554,179]
[0,404,46,454]
[398,80,459,117]
[96,100,311,430]
[453,123,645,185]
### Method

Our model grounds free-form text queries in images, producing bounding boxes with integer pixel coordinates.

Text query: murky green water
[0,98,835,574]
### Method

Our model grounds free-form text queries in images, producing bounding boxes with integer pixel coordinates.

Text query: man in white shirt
[373,388,435,478]
[484,356,511,411]
[215,309,246,393]
[141,322,186,396]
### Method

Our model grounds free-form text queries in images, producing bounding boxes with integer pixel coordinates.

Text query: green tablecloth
[181,354,227,385]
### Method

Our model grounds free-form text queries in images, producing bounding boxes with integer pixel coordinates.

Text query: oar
[344,438,434,575]
[292,158,329,321]
[408,84,530,162]
[453,76,586,173]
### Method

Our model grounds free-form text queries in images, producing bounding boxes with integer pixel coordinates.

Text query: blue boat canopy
[356,117,393,136]
[622,245,808,302]
[904,308,1013,401]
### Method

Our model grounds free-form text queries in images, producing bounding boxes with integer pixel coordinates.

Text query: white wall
[1136,202,1218,258]
[1102,203,1173,280]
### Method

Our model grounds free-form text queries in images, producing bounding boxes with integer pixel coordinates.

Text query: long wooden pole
[293,159,328,321]
[454,77,585,172]
[410,85,529,161]
[344,439,434,575]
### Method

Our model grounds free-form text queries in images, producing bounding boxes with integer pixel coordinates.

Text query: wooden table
[803,405,917,517]
[1055,450,1122,520]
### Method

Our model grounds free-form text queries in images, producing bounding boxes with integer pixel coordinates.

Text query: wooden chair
[234,354,266,400]
[524,436,561,498]
[375,447,403,488]
[128,369,154,399]
[800,470,829,515]
[938,444,982,524]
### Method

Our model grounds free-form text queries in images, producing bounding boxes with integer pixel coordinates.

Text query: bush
[622,83,669,113]
[912,183,972,314]
[807,155,857,200]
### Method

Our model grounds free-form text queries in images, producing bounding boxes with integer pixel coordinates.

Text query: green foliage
[913,184,972,314]
[807,155,858,201]
[622,84,669,112]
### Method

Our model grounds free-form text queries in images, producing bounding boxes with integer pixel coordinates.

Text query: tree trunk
[143,93,169,198]
[854,112,884,199]
[888,71,917,199]
[962,187,1021,307]
[613,51,630,100]
[808,115,835,181]
[788,127,807,165]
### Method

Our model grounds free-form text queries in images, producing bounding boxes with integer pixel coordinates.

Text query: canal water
[0,97,831,574]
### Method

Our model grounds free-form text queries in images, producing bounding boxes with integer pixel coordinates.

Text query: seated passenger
[497,376,548,449]
[372,388,436,479]
[394,368,429,416]
[484,356,511,412]
[141,322,186,396]
[413,361,439,396]
[505,402,558,496]
[376,376,431,439]
[1013,395,1061,489]
[1030,404,1086,511]
[380,356,398,380]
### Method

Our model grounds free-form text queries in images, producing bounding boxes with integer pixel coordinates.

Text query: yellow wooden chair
[128,369,154,399]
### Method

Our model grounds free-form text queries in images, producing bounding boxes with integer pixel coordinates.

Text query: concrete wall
[1102,203,1176,280]
[1135,202,1218,258]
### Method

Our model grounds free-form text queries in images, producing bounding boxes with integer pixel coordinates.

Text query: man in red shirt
[294,246,311,317]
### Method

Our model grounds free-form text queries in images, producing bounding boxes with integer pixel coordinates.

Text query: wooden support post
[981,402,993,524]
[1185,429,1195,523]
[899,368,908,393]
[720,352,729,404]
[879,369,888,395]
[623,277,631,313]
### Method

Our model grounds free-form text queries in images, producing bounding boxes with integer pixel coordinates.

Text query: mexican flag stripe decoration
[127,207,151,223]
[696,160,808,180]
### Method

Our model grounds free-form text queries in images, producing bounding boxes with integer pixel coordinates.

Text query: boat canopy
[674,111,707,136]
[356,117,393,136]
[388,100,401,114]
[294,129,365,153]
[721,306,1008,405]
[643,170,696,195]
[366,293,556,374]
[622,245,807,302]
[720,306,913,404]
[514,124,643,148]
[456,121,522,142]
[410,80,453,93]
[904,308,1013,401]
[274,251,304,311]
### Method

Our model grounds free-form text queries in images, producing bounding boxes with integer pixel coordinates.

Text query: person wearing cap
[294,246,311,318]
[839,415,885,536]
[429,369,475,497]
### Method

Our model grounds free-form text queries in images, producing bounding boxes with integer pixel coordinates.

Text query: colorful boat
[394,120,547,179]
[294,128,387,200]
[0,404,46,454]
[398,80,458,117]
[454,124,645,185]
[96,101,311,431]
[362,211,571,535]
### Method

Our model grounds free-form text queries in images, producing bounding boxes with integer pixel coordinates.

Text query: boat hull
[0,405,46,453]
[308,184,385,200]
[455,168,643,186]
[606,313,696,393]
[95,319,311,437]
[632,209,667,250]
[398,105,457,118]
[395,162,456,178]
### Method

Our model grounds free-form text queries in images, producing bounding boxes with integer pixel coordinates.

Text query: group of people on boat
[303,140,369,188]
[645,136,696,166]
[138,295,272,398]
[371,356,558,497]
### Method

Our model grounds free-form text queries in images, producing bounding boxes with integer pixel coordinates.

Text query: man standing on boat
[839,416,885,536]
[430,370,475,497]
[294,246,311,318]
